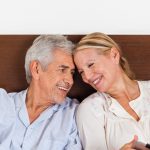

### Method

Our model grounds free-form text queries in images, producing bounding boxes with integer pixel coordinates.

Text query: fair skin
[26,49,75,123]
[74,47,140,149]
[120,136,138,150]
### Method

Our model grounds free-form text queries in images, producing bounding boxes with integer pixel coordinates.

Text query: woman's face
[74,48,120,93]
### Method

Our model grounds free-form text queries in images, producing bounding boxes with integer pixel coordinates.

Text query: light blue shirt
[0,88,82,150]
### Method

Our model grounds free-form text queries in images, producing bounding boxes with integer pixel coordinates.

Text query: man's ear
[110,47,120,64]
[29,60,42,80]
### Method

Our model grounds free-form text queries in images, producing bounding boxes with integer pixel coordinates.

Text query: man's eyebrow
[59,65,69,69]
[59,65,75,71]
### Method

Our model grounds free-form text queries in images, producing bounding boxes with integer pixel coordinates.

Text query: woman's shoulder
[81,91,107,104]
[77,92,107,115]
[138,80,150,89]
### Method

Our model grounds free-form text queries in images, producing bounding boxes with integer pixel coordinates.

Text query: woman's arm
[76,100,108,150]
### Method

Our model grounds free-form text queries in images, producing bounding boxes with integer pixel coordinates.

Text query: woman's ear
[29,60,42,81]
[110,47,120,64]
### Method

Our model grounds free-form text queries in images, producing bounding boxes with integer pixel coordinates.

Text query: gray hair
[25,35,75,84]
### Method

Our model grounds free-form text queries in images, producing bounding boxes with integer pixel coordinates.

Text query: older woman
[73,32,150,150]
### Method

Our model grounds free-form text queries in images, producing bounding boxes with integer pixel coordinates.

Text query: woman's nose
[83,70,93,83]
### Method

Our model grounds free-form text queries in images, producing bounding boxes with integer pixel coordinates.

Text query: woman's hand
[120,135,138,150]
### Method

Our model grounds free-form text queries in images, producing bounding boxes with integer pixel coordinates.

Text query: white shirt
[76,81,150,150]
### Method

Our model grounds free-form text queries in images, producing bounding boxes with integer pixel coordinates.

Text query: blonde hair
[74,32,135,80]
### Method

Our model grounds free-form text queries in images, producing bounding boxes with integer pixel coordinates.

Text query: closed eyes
[88,63,94,68]
[78,63,94,75]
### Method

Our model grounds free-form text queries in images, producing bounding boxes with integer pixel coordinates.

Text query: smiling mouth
[92,76,103,86]
[58,86,70,92]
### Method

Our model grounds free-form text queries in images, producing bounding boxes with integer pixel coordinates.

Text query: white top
[76,81,150,150]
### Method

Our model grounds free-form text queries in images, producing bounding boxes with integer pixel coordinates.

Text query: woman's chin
[96,85,107,93]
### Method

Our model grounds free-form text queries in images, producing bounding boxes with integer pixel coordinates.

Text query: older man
[0,35,82,150]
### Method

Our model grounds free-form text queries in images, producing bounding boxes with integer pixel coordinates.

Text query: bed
[0,35,150,102]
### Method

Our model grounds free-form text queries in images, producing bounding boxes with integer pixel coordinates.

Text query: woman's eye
[88,63,94,68]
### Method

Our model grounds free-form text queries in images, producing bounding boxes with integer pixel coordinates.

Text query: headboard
[0,35,150,102]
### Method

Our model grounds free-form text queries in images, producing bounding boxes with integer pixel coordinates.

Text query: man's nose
[64,73,74,85]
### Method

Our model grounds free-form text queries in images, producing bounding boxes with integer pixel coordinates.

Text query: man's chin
[55,96,66,104]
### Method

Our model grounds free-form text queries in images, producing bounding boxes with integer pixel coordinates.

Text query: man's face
[38,49,75,105]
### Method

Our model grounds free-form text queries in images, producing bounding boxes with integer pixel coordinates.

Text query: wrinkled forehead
[74,47,101,57]
[74,48,100,65]
[51,49,75,68]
